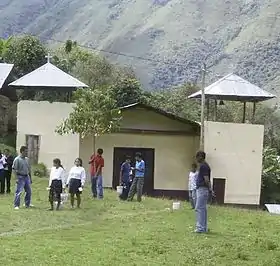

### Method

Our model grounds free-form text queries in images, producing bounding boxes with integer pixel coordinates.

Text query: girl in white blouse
[48,158,65,211]
[66,158,86,208]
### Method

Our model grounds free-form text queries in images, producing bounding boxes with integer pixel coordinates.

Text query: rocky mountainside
[0,0,280,93]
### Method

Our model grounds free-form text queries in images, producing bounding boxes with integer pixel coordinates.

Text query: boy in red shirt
[89,148,104,199]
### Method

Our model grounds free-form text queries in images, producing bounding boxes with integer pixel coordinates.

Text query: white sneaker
[14,207,19,210]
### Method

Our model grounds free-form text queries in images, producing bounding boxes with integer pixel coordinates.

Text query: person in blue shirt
[195,150,211,233]
[127,152,145,202]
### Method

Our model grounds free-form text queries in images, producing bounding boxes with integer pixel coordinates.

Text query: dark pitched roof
[120,102,200,129]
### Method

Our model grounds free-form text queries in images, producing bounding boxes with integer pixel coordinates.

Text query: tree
[2,35,47,77]
[109,78,143,107]
[0,37,13,61]
[260,146,280,205]
[145,83,201,121]
[55,86,122,150]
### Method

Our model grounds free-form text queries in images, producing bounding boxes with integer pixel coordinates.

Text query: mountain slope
[0,0,280,93]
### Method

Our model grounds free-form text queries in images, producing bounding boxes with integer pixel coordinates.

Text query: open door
[112,147,155,195]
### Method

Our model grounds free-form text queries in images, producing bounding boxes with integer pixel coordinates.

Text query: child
[48,158,65,211]
[66,158,86,209]
[188,163,198,209]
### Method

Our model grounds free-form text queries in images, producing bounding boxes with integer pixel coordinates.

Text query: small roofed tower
[9,53,88,102]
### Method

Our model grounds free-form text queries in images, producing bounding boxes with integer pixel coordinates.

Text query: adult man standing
[3,149,14,194]
[12,146,32,210]
[89,148,104,199]
[127,152,145,202]
[195,151,211,233]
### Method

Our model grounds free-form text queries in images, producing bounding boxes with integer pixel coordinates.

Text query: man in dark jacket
[3,149,14,194]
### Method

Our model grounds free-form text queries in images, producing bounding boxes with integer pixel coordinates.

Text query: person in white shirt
[48,158,66,211]
[66,158,86,209]
[0,151,6,194]
[188,163,198,209]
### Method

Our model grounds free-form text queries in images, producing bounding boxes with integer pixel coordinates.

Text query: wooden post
[200,63,206,151]
[206,99,210,120]
[252,102,256,123]
[213,99,217,121]
[242,102,246,123]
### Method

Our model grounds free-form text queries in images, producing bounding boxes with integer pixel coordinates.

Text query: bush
[0,143,16,155]
[33,163,48,178]
[260,146,280,205]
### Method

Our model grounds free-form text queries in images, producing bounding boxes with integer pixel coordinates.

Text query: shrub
[260,146,280,205]
[33,163,48,178]
[0,143,16,155]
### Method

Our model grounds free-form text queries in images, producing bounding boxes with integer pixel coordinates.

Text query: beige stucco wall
[17,101,199,189]
[17,101,80,172]
[80,133,199,189]
[204,121,264,205]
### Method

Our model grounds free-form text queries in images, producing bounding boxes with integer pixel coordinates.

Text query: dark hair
[135,152,142,158]
[191,163,197,168]
[20,146,27,153]
[4,148,9,152]
[53,158,64,169]
[97,148,103,155]
[196,151,206,160]
[75,158,83,166]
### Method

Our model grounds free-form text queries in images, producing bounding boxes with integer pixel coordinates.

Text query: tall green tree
[2,35,47,77]
[55,86,122,150]
[109,78,143,107]
[145,83,201,121]
[0,37,13,61]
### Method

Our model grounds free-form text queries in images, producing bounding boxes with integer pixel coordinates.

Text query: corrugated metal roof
[188,73,276,102]
[0,63,14,89]
[9,62,88,88]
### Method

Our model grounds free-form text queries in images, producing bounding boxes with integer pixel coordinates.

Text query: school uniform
[66,166,86,194]
[49,166,65,202]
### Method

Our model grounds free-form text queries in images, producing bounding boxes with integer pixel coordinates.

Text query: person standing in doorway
[89,148,104,199]
[66,158,86,208]
[119,155,132,200]
[127,152,145,202]
[0,151,6,194]
[3,149,14,194]
[188,163,197,209]
[195,151,211,233]
[12,146,32,210]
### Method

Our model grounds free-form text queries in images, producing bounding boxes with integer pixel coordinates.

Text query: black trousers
[0,170,11,193]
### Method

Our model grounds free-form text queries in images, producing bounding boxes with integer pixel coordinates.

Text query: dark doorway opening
[112,147,155,195]
[212,178,226,204]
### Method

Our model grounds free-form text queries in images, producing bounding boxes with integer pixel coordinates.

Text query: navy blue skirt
[69,178,82,194]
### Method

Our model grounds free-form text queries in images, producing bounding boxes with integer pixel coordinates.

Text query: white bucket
[172,201,181,210]
[117,186,123,194]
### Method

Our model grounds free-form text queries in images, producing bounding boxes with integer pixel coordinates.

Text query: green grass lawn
[0,178,280,266]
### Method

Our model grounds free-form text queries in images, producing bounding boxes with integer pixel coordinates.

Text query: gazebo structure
[188,73,276,123]
[8,54,88,163]
[8,54,88,102]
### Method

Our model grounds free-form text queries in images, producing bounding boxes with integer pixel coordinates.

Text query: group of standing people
[6,144,147,211]
[188,151,212,233]
[6,145,211,234]
[89,149,146,202]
